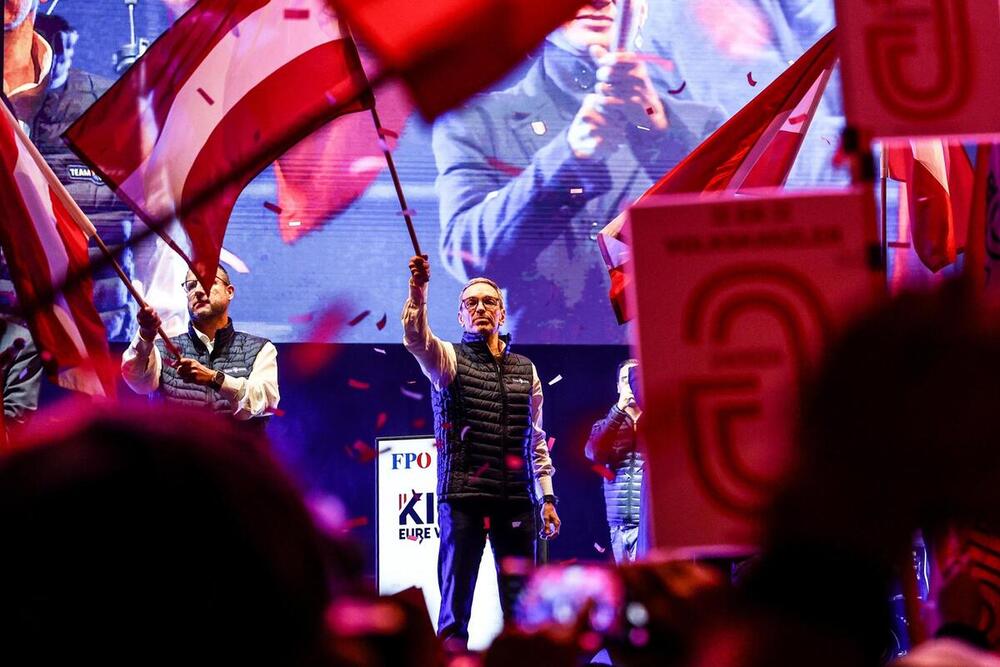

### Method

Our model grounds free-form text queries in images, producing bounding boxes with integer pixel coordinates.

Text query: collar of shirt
[193,328,215,355]
[2,32,53,97]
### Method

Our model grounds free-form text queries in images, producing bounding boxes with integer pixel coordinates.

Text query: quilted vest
[432,333,535,502]
[154,319,269,432]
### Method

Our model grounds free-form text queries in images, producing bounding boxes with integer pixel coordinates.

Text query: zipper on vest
[493,354,508,500]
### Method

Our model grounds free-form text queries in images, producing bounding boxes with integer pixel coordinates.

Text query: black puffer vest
[588,406,644,527]
[432,333,535,503]
[154,319,270,431]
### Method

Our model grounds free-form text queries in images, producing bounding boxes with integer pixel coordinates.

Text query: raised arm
[401,255,457,390]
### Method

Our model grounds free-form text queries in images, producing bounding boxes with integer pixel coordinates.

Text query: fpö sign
[376,436,502,651]
[835,0,1000,139]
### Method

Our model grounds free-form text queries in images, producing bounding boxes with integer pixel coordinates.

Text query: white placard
[376,436,503,650]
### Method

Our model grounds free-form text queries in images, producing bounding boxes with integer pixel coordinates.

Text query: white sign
[836,0,1000,140]
[376,436,502,650]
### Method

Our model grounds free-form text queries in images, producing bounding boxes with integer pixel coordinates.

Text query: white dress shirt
[401,280,555,497]
[121,328,280,421]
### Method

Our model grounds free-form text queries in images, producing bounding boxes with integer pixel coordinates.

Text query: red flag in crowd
[329,0,587,119]
[886,140,974,273]
[597,29,838,323]
[64,0,373,292]
[0,102,116,397]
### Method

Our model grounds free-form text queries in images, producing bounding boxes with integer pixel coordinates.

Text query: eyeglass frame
[181,276,230,293]
[460,295,503,312]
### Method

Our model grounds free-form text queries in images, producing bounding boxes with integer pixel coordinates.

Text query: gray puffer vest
[432,332,535,503]
[585,406,643,527]
[154,319,269,432]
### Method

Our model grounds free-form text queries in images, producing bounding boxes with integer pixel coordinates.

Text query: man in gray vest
[121,266,279,429]
[586,359,643,563]
[402,254,560,650]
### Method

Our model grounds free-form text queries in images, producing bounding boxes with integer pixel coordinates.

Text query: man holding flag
[432,0,724,343]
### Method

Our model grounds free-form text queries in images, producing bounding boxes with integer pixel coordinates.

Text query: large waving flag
[0,102,116,397]
[886,140,974,273]
[598,29,838,323]
[329,0,587,119]
[64,0,372,292]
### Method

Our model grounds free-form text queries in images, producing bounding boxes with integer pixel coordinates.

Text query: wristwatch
[208,370,225,391]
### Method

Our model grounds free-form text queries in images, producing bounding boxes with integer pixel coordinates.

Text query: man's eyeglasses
[181,277,229,293]
[462,296,501,312]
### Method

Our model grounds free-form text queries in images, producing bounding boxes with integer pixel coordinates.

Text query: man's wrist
[542,494,558,506]
[138,329,157,343]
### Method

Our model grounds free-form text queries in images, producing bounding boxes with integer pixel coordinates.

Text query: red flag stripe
[62,0,269,183]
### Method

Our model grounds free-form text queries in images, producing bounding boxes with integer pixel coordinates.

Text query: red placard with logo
[626,189,881,552]
[835,0,1000,140]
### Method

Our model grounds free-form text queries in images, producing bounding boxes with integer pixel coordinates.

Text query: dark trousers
[437,498,536,645]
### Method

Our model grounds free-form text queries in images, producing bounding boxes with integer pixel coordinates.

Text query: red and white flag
[0,102,116,397]
[64,0,372,292]
[598,29,838,323]
[886,140,974,274]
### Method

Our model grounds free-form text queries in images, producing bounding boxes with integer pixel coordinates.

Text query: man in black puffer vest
[586,359,643,563]
[121,266,279,432]
[403,254,560,650]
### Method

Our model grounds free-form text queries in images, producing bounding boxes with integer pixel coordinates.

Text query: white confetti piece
[548,374,563,386]
[530,120,547,136]
[400,386,424,401]
[373,347,386,354]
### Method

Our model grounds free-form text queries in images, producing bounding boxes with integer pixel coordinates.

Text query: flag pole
[0,101,182,359]
[880,144,888,271]
[368,105,422,256]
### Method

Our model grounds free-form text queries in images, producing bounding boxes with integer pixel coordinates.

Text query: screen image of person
[432,0,725,344]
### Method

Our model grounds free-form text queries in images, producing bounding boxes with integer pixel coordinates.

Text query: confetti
[547,436,556,452]
[352,440,376,463]
[263,201,282,214]
[512,521,522,528]
[788,113,809,125]
[375,412,388,431]
[411,417,426,429]
[377,127,399,139]
[273,408,286,417]
[40,350,53,363]
[548,374,563,386]
[470,462,489,481]
[746,71,757,86]
[441,422,452,431]
[505,454,524,470]
[591,464,615,482]
[485,157,524,177]
[348,378,371,390]
[579,632,601,653]
[667,80,687,95]
[220,247,250,274]
[196,87,214,105]
[400,386,423,401]
[348,310,371,326]
[483,517,491,530]
[376,313,388,330]
[289,312,314,324]
[373,347,386,354]
[283,8,310,19]
[344,516,368,530]
[406,380,417,384]
[594,543,606,554]
[460,426,471,440]
[406,533,418,541]
[645,106,655,115]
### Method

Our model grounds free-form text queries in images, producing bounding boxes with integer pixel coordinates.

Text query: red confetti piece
[375,411,388,431]
[263,201,282,214]
[594,543,606,553]
[344,516,368,530]
[283,8,310,19]
[377,127,399,139]
[352,440,376,463]
[348,310,371,326]
[273,408,286,417]
[559,558,579,566]
[348,378,371,390]
[591,464,615,481]
[505,454,524,470]
[667,80,687,95]
[483,517,491,530]
[406,533,418,541]
[196,87,214,105]
[412,417,426,429]
[470,463,489,481]
[376,313,388,330]
[746,71,757,86]
[400,386,423,400]
[40,350,53,363]
[547,436,556,452]
[789,113,809,125]
[486,157,524,177]
[287,305,347,378]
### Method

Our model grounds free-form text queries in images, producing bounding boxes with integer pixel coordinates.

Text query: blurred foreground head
[0,404,330,665]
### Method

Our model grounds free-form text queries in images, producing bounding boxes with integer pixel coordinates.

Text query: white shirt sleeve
[217,341,280,420]
[401,280,457,390]
[121,335,162,395]
[529,363,555,498]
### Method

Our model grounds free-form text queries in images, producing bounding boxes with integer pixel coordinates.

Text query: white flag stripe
[117,0,343,217]
[910,140,951,194]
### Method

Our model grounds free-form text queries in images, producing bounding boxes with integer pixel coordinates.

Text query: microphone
[113,0,150,74]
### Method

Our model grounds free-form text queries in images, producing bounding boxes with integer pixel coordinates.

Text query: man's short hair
[617,358,639,376]
[186,265,231,285]
[459,277,504,308]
